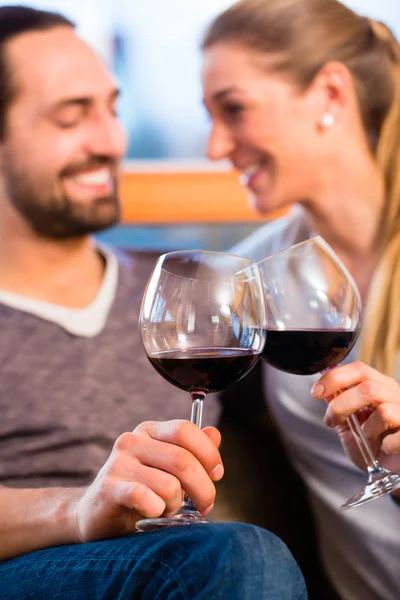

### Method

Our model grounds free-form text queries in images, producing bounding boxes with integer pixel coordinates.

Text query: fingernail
[311,383,325,398]
[210,464,224,481]
[323,413,334,427]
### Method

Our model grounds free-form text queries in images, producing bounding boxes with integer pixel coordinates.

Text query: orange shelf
[119,169,284,224]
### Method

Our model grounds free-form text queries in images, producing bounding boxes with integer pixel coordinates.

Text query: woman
[202,1,400,599]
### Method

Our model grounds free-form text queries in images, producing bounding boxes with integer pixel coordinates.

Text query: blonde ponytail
[360,24,400,375]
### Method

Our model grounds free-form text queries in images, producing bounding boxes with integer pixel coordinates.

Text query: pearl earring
[319,113,335,129]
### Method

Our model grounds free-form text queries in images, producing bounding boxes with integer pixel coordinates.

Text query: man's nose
[87,114,128,159]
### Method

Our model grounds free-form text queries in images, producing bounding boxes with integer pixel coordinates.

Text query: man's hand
[311,361,400,475]
[73,420,223,542]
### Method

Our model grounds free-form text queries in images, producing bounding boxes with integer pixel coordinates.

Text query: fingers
[311,361,400,426]
[312,362,394,399]
[323,381,395,425]
[111,421,224,515]
[202,426,222,449]
[381,431,400,455]
[362,404,400,452]
[118,435,216,514]
[75,422,224,543]
[112,480,166,518]
[134,420,223,481]
[119,464,188,517]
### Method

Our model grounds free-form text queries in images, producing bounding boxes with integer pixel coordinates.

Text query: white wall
[0,1,112,61]
[342,0,400,37]
[1,0,399,159]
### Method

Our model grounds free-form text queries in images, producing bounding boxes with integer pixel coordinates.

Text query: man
[0,6,307,599]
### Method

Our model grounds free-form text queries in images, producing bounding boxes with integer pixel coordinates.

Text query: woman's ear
[311,60,358,129]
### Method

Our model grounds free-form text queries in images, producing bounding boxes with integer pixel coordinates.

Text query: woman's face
[202,42,332,214]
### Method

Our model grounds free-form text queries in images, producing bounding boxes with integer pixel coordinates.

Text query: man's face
[0,26,128,239]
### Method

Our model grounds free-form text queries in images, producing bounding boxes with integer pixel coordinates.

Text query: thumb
[113,480,166,517]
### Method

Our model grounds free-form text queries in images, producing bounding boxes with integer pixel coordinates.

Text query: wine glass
[137,250,267,530]
[258,236,400,509]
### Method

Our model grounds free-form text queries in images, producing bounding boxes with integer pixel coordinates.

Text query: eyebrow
[211,86,241,102]
[203,86,242,108]
[51,88,120,111]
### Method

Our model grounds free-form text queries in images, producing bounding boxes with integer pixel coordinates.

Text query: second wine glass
[257,236,400,509]
[137,250,266,530]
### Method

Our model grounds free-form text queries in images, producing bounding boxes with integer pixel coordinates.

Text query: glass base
[341,467,400,510]
[136,507,209,532]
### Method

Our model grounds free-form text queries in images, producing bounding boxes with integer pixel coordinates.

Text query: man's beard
[3,157,121,240]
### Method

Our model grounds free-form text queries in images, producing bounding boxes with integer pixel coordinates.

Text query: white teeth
[73,168,111,186]
[239,163,261,185]
[243,164,261,177]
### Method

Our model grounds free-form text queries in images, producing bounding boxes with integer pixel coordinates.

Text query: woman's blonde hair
[203,0,400,375]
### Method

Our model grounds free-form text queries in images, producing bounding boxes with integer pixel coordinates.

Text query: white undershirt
[0,243,118,337]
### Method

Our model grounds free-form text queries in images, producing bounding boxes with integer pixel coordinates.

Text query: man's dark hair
[0,5,75,138]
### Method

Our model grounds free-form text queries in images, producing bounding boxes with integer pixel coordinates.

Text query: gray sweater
[0,251,219,488]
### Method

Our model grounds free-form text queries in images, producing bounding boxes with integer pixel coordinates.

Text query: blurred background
[3,0,400,251]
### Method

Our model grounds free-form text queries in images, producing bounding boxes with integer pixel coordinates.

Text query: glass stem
[183,391,206,507]
[346,414,380,474]
[190,390,205,427]
[323,367,380,475]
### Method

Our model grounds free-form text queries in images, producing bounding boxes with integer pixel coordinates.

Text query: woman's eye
[222,103,245,121]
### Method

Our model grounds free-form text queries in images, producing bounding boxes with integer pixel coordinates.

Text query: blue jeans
[0,522,307,599]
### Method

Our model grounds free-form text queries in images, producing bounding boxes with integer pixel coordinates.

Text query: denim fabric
[0,523,307,599]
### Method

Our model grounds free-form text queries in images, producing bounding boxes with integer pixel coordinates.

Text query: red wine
[262,329,359,375]
[148,347,260,393]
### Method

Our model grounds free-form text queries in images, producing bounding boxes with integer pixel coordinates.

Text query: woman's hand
[311,361,400,475]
